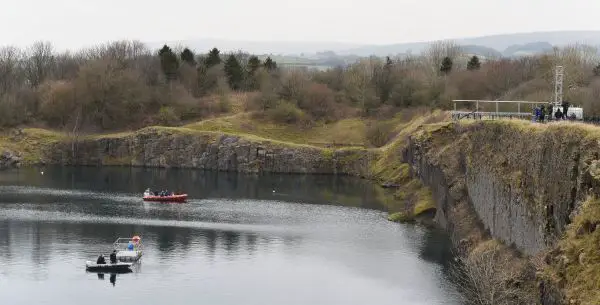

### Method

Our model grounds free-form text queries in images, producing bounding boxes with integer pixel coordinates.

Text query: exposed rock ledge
[0,150,22,170]
[37,127,373,177]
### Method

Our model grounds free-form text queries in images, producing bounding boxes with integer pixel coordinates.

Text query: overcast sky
[2,0,600,50]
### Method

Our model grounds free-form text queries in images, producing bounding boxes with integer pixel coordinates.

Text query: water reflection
[418,228,455,266]
[1,166,383,210]
[223,230,240,259]
[93,273,122,286]
[1,221,304,278]
[0,167,463,305]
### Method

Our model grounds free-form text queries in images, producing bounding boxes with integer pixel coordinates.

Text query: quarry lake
[0,166,462,305]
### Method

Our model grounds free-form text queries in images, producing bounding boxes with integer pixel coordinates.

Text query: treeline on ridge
[2,40,600,132]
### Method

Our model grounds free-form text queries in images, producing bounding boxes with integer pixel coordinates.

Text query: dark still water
[0,166,461,305]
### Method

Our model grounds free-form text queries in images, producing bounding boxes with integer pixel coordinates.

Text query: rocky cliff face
[0,150,21,170]
[405,121,600,255]
[405,121,600,305]
[42,127,372,176]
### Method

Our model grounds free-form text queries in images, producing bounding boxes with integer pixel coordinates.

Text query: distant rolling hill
[145,38,365,56]
[146,31,600,69]
[502,41,555,57]
[461,45,503,58]
[337,31,600,57]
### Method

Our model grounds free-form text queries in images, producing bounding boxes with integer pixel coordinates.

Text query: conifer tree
[440,56,453,75]
[380,56,394,103]
[245,55,262,90]
[205,48,221,68]
[158,45,179,80]
[467,55,481,71]
[224,54,244,90]
[247,56,261,74]
[180,48,195,65]
[264,56,277,71]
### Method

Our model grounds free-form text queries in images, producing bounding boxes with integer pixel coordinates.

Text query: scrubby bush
[156,106,179,126]
[266,100,307,125]
[365,121,395,147]
[298,83,337,121]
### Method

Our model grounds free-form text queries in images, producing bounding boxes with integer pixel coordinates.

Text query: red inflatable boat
[143,194,188,202]
[143,189,188,202]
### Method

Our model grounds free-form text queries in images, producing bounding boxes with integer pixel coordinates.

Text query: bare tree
[422,40,464,77]
[178,63,198,95]
[280,69,310,102]
[299,83,337,120]
[168,43,187,59]
[448,242,534,305]
[569,78,600,116]
[343,57,379,110]
[230,50,251,69]
[73,58,152,130]
[24,41,55,87]
[53,51,84,80]
[0,46,25,94]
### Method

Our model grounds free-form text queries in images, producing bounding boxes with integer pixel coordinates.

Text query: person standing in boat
[110,250,117,264]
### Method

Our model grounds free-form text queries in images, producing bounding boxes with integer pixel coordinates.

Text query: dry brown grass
[0,128,66,163]
[545,196,600,305]
[184,113,369,147]
[450,240,536,305]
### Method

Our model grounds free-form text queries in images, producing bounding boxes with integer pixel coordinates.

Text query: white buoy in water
[41,171,44,175]
[272,189,275,193]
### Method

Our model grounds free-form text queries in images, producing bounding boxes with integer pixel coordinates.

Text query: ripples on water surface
[0,166,462,305]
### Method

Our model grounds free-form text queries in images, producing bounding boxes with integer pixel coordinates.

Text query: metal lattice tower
[554,65,564,106]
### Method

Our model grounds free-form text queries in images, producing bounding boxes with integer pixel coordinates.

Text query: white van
[566,106,584,120]
[548,105,584,121]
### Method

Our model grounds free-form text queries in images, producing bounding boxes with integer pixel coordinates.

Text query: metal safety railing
[451,99,544,121]
[451,111,532,121]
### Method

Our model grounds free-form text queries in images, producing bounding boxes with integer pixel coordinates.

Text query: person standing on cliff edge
[555,108,563,120]
[562,101,570,120]
[533,106,541,122]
